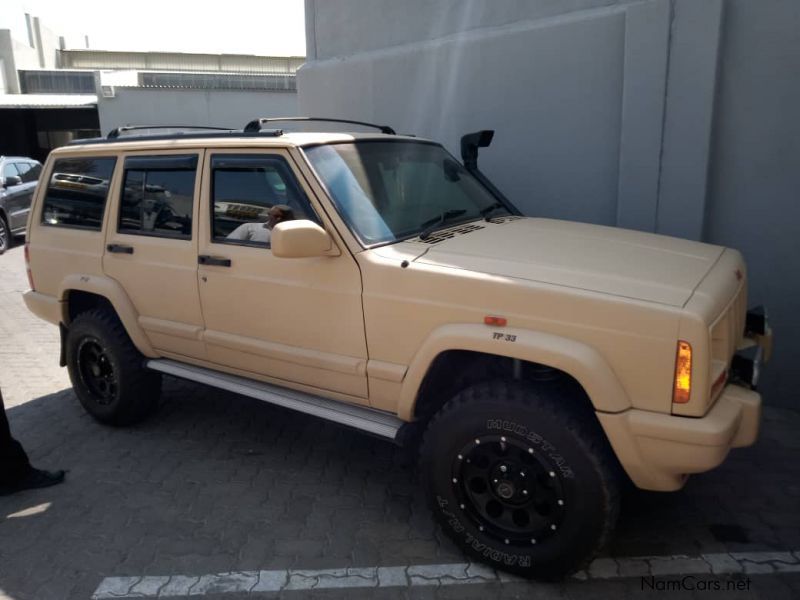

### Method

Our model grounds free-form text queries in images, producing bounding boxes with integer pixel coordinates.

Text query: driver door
[196,149,369,400]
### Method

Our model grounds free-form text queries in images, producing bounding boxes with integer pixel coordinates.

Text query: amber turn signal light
[673,340,692,404]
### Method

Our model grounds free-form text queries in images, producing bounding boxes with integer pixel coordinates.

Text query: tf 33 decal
[492,332,517,342]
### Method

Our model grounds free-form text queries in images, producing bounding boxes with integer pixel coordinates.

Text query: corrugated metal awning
[0,94,97,109]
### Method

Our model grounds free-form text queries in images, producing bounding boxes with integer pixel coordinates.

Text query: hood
[413,217,724,306]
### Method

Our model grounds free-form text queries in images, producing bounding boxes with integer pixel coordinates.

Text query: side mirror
[3,175,22,188]
[271,220,337,258]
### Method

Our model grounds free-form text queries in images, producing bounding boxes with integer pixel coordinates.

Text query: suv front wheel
[419,380,620,580]
[65,308,161,425]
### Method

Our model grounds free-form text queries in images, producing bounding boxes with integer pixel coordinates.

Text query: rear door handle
[198,255,231,267]
[107,243,134,254]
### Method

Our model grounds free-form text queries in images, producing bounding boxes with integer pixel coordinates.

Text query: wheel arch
[399,324,631,421]
[59,274,157,358]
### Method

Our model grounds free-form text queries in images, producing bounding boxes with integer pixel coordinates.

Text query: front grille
[710,280,748,382]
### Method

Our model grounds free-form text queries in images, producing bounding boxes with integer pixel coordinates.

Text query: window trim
[39,156,117,232]
[117,154,199,241]
[209,152,318,249]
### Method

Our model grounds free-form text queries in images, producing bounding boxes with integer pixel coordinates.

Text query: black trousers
[0,388,31,484]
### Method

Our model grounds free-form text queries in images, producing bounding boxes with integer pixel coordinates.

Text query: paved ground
[1,240,800,600]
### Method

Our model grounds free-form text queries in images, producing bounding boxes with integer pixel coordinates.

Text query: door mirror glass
[271,220,333,258]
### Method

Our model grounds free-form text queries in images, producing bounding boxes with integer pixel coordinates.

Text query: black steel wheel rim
[77,338,117,405]
[451,434,567,547]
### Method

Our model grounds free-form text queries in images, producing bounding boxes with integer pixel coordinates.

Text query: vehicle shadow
[0,380,797,599]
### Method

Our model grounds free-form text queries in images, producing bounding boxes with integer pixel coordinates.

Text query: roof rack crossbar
[244,117,396,135]
[107,125,235,139]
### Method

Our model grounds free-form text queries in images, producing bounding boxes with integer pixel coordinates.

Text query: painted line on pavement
[92,550,800,598]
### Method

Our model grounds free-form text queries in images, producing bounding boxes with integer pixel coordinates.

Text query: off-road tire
[419,380,620,580]
[0,215,9,254]
[65,308,161,425]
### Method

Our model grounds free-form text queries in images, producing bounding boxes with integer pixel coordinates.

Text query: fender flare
[58,273,157,358]
[398,324,631,420]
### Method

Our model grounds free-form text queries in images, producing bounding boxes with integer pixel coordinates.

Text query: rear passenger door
[103,151,206,359]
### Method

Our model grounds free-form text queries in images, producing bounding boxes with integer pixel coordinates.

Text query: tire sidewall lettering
[486,418,575,479]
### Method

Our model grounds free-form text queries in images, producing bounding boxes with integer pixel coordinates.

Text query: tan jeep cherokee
[23,118,771,579]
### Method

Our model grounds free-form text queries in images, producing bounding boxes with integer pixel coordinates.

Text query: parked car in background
[0,156,42,254]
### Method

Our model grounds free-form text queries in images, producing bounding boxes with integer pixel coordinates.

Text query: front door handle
[198,255,231,267]
[107,243,134,254]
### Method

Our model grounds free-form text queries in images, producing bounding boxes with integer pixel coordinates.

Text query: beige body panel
[393,323,631,419]
[416,218,724,306]
[102,149,207,359]
[195,148,369,400]
[359,233,684,416]
[598,383,761,491]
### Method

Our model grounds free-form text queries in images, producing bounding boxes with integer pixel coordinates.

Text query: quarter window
[41,157,117,230]
[119,155,197,239]
[211,155,315,247]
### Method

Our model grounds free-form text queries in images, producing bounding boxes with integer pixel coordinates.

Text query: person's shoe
[0,468,65,496]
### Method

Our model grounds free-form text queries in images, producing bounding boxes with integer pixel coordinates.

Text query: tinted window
[304,142,504,245]
[119,155,197,239]
[211,155,315,247]
[41,157,117,230]
[2,163,18,179]
[16,162,42,184]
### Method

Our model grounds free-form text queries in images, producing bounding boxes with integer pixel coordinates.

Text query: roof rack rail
[244,117,396,135]
[107,125,235,139]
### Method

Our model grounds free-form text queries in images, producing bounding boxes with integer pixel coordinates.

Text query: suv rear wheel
[65,308,161,425]
[419,380,619,580]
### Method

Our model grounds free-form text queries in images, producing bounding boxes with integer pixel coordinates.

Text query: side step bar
[146,359,404,440]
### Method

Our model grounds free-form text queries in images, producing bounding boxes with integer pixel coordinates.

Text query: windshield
[303,141,507,246]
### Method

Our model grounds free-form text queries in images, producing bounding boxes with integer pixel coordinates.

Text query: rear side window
[41,157,117,230]
[119,155,197,240]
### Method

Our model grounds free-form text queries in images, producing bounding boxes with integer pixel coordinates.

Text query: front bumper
[597,383,761,491]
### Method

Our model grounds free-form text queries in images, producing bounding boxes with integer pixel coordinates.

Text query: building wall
[298,0,800,406]
[96,88,297,134]
[0,16,61,93]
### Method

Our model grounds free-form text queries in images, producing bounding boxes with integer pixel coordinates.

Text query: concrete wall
[0,16,61,93]
[298,0,800,406]
[96,88,297,134]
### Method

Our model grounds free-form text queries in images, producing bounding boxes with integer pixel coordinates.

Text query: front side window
[41,156,117,230]
[16,162,42,183]
[119,155,197,239]
[211,155,315,248]
[3,162,19,181]
[303,141,507,246]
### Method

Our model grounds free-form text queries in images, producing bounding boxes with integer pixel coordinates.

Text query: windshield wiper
[418,209,467,240]
[480,201,508,221]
